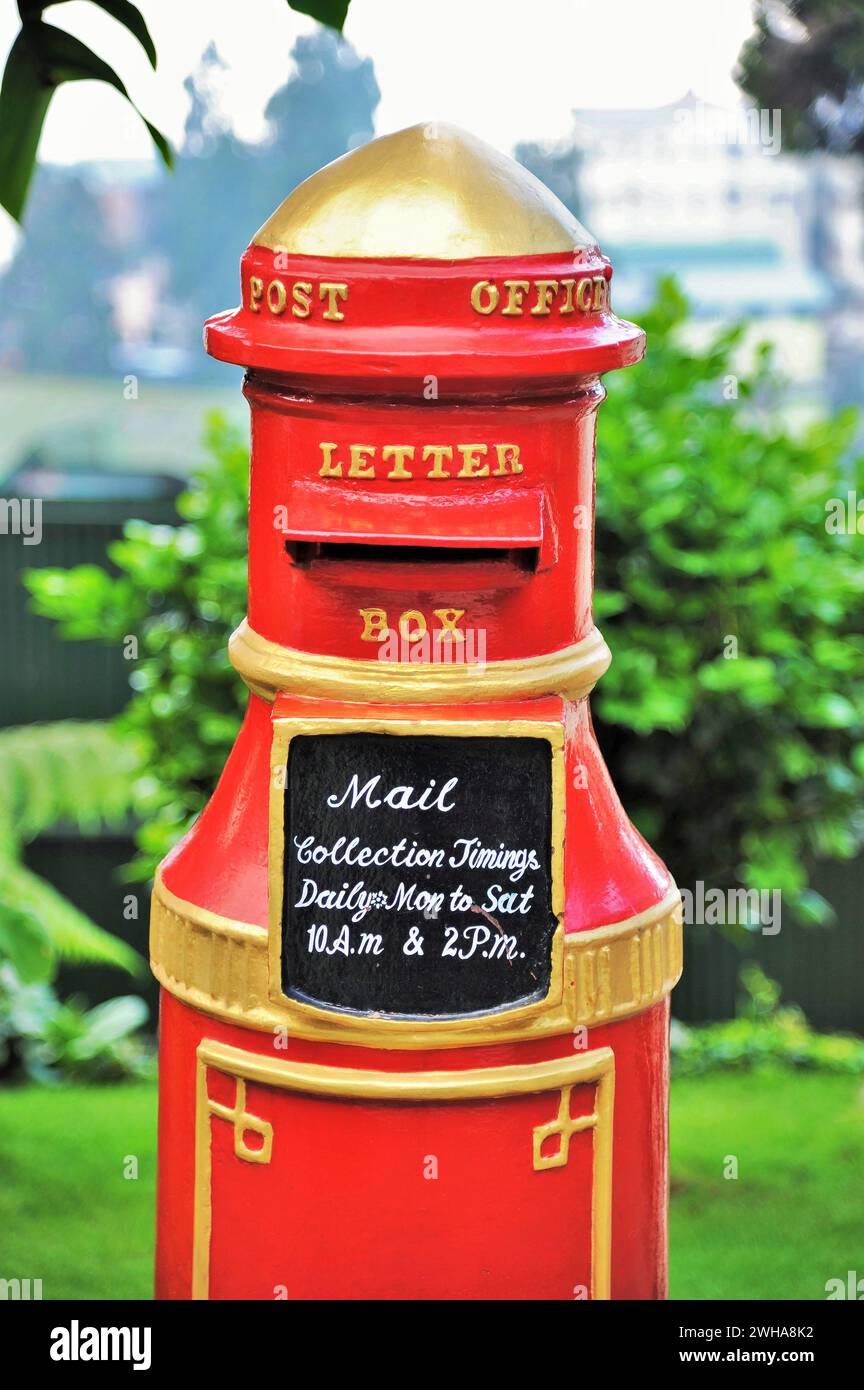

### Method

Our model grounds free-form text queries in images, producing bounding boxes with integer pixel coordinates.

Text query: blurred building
[550,95,864,417]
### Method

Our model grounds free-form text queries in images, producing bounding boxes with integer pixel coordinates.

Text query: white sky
[0,0,757,161]
[0,0,757,258]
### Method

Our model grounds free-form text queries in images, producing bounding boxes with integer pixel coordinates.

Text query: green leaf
[80,1,158,68]
[0,17,171,221]
[287,0,351,31]
[0,908,53,984]
[74,994,149,1050]
[0,860,143,974]
[0,29,54,221]
[142,115,172,168]
[804,693,858,730]
[0,721,138,844]
[0,720,143,980]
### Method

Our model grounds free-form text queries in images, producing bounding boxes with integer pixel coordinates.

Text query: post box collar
[204,124,645,390]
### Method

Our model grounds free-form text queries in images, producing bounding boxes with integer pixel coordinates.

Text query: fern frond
[0,858,142,974]
[0,721,137,845]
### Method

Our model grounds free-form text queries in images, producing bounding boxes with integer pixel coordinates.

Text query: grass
[669,1069,864,1300]
[0,1083,157,1300]
[0,1070,860,1299]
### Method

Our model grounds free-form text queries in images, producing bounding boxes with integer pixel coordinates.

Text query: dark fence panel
[24,832,157,1018]
[672,855,864,1034]
[0,498,174,725]
[4,493,174,1022]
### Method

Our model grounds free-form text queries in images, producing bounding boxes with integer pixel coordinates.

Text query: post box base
[154,989,670,1301]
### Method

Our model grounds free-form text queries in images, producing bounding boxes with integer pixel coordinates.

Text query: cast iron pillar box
[150,123,683,1301]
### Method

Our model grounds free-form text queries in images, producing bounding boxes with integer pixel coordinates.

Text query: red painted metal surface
[244,381,601,658]
[152,129,677,1301]
[161,694,671,934]
[205,249,643,391]
[155,989,669,1302]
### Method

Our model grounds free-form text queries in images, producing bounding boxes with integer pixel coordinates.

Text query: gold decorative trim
[228,617,611,704]
[252,123,596,260]
[206,1075,273,1165]
[193,1040,614,1300]
[151,870,682,1049]
[534,1085,595,1170]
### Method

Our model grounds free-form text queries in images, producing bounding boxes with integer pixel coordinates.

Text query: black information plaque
[281,731,556,1017]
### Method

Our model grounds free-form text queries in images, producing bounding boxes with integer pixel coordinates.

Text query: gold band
[151,875,682,1049]
[228,618,612,704]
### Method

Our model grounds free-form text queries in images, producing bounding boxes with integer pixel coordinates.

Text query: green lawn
[0,1083,157,1300]
[0,1071,860,1299]
[670,1070,864,1300]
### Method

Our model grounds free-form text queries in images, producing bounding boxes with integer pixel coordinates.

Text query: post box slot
[279,482,554,571]
[285,539,539,571]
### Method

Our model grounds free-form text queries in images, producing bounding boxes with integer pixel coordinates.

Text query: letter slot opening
[279,482,556,574]
[285,539,540,573]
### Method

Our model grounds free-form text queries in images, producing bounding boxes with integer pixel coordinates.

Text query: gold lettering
[531,280,558,316]
[467,276,604,320]
[317,442,523,481]
[399,610,427,642]
[493,444,522,476]
[575,277,593,312]
[382,446,414,480]
[249,276,264,312]
[422,445,453,480]
[267,279,287,314]
[457,444,489,478]
[292,282,313,318]
[348,445,376,479]
[319,443,342,478]
[359,608,389,642]
[320,282,349,321]
[433,608,465,641]
[502,280,531,316]
[470,280,499,315]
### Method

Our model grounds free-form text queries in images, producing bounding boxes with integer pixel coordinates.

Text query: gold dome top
[253,122,597,260]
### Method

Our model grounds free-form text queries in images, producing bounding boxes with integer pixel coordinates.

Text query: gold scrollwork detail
[206,1074,273,1165]
[534,1085,596,1171]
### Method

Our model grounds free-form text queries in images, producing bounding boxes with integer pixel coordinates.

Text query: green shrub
[0,720,149,1082]
[671,965,864,1075]
[28,416,249,878]
[0,970,153,1083]
[26,282,864,925]
[595,278,864,922]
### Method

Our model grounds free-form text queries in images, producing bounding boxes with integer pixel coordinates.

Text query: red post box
[150,123,682,1301]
